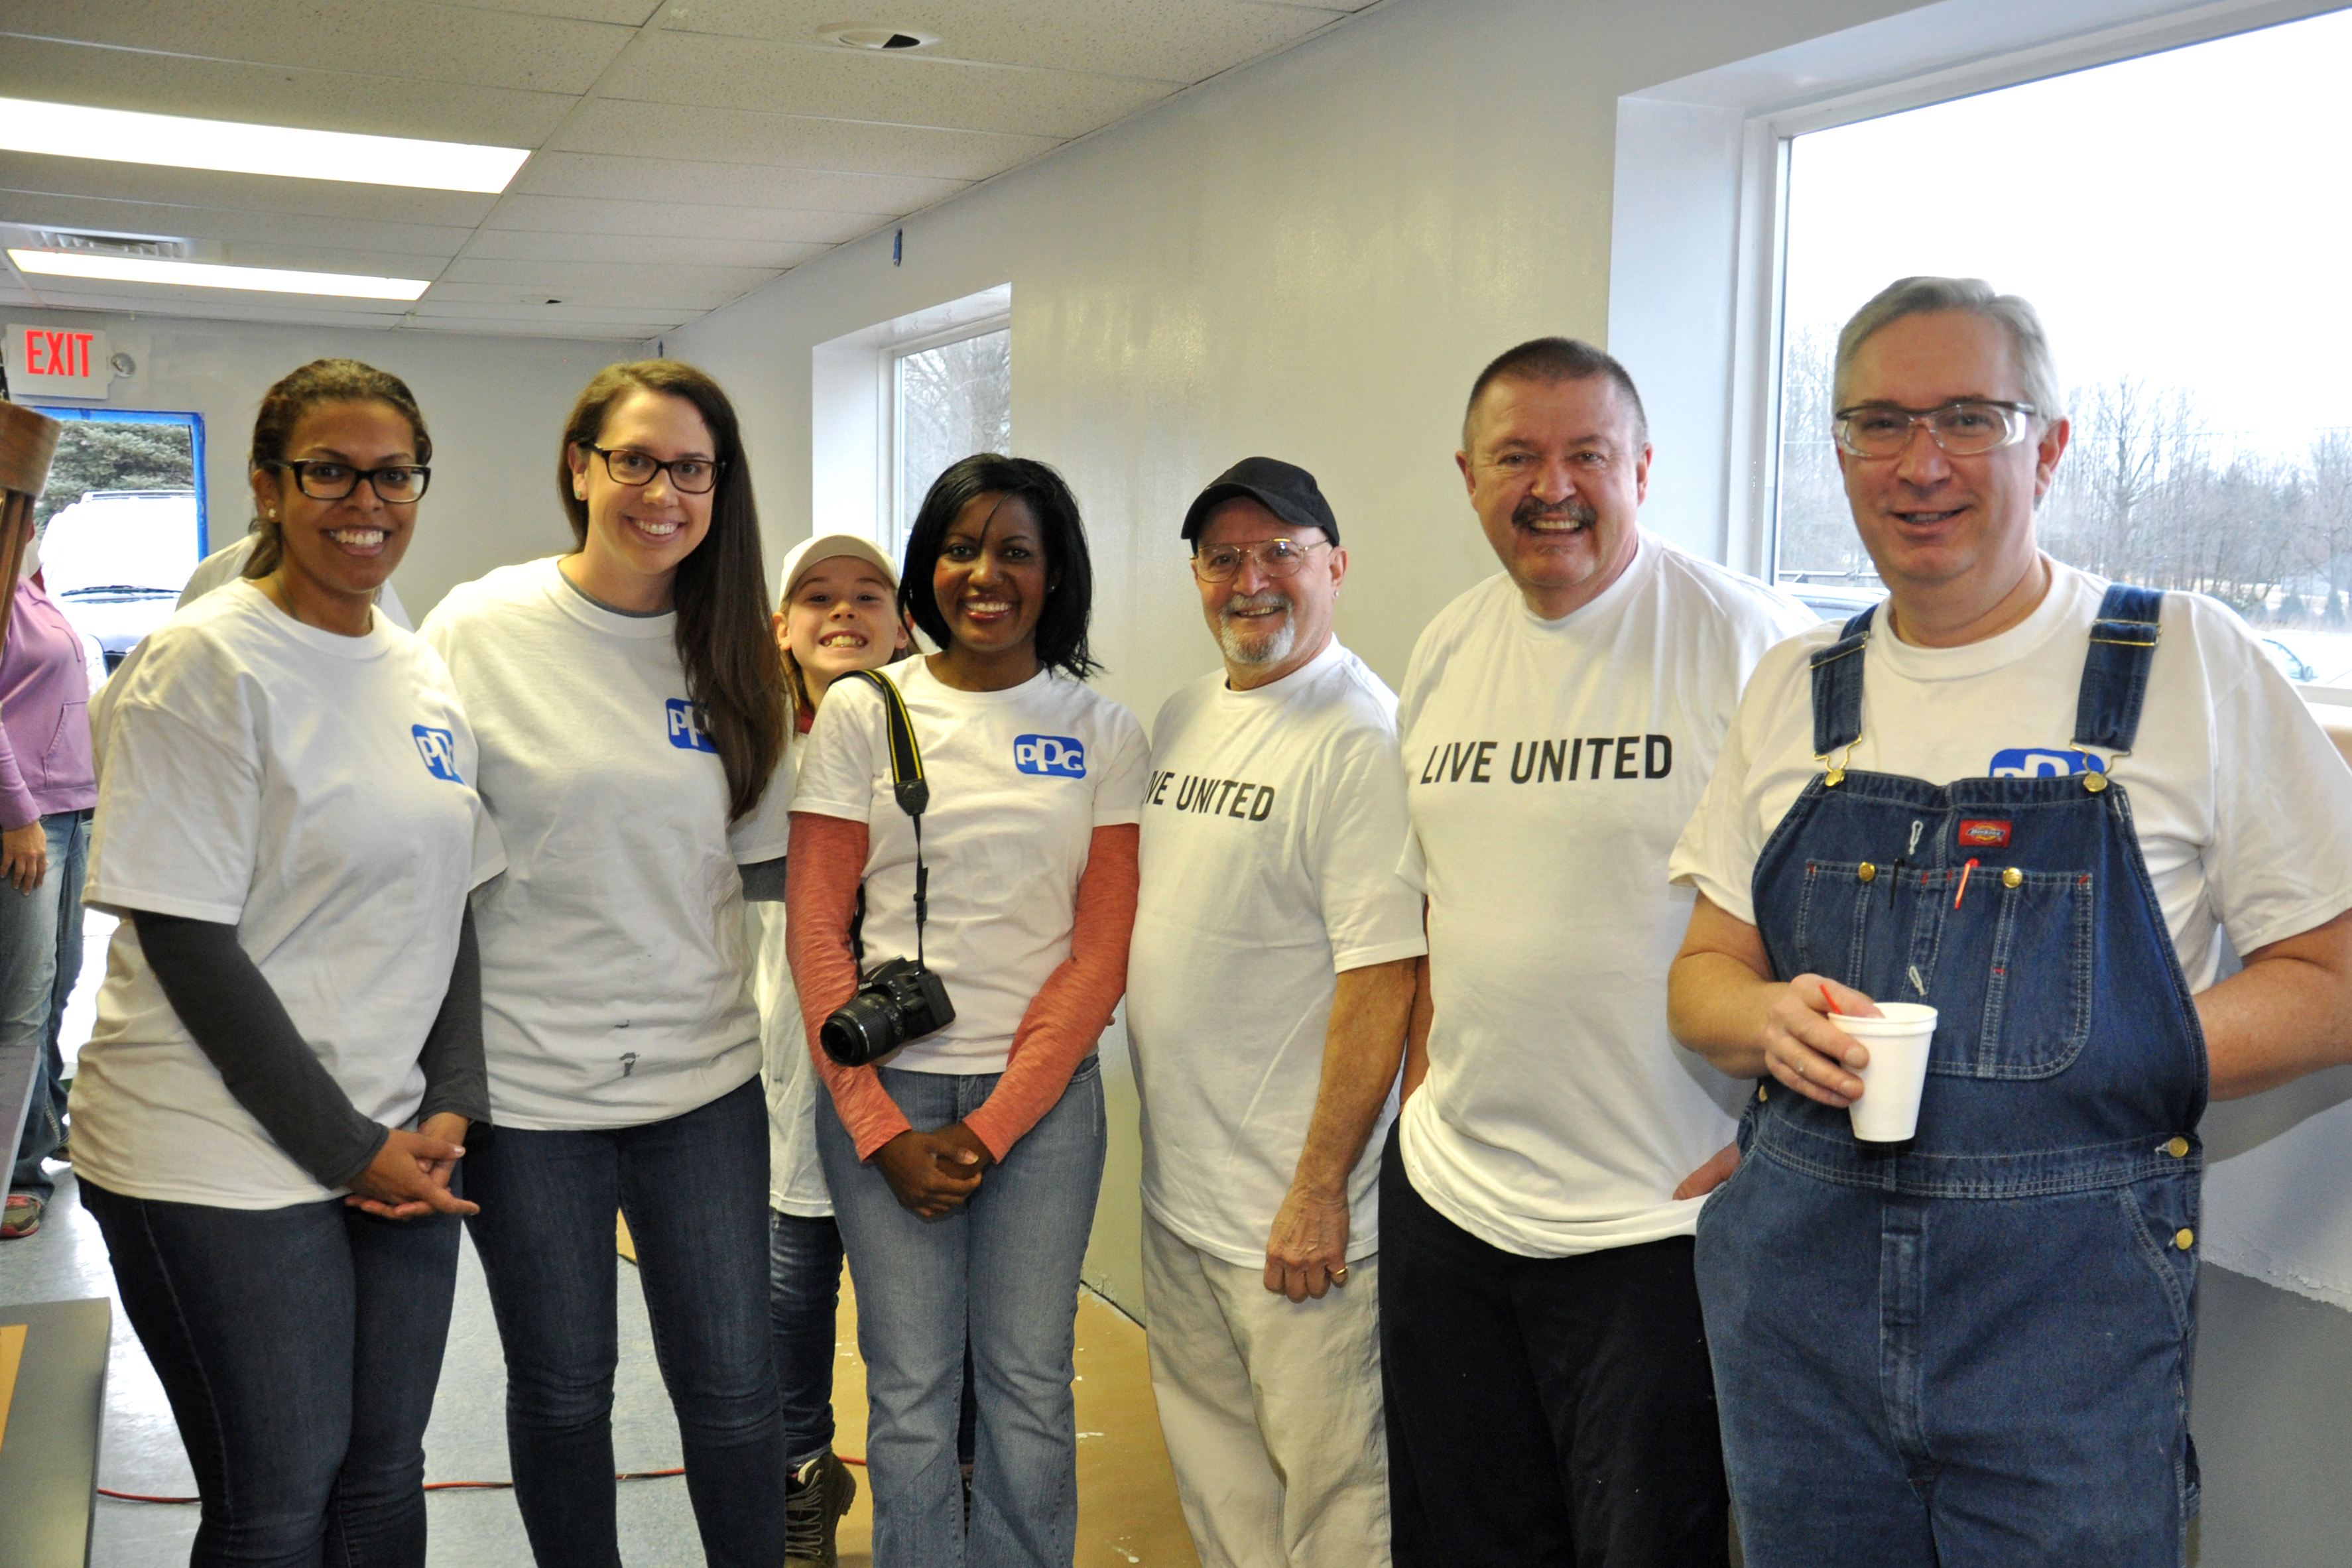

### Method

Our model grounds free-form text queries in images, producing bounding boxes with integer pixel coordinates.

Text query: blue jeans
[5,808,88,1201]
[818,1055,1106,1568]
[80,1177,462,1567]
[464,1077,788,1568]
[770,1207,847,1467]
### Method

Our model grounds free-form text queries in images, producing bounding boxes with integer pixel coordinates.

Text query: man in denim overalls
[1663,278,2352,1566]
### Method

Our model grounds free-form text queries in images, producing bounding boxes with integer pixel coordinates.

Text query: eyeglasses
[1190,538,1330,583]
[582,444,721,495]
[265,459,431,503]
[1832,400,2038,459]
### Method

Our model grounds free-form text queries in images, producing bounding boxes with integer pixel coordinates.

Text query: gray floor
[0,1164,711,1567]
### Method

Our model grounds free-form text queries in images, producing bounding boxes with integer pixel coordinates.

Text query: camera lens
[822,989,904,1067]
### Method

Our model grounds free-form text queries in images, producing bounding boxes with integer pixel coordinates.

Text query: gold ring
[1330,1265,1349,1284]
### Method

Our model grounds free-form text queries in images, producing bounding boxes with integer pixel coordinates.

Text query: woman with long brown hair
[420,360,791,1568]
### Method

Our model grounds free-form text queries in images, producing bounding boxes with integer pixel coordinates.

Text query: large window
[893,327,1011,552]
[1774,9,2352,688]
[29,406,205,673]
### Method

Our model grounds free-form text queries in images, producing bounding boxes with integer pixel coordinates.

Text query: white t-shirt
[1670,558,2352,989]
[182,532,412,629]
[794,658,1150,1075]
[752,733,830,1216]
[1398,532,1814,1258]
[72,581,502,1209]
[420,558,792,1130]
[1128,641,1428,1268]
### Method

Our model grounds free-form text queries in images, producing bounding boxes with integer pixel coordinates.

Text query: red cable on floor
[99,1456,865,1504]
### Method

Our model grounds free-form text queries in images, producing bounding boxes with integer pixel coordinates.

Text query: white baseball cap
[777,532,898,605]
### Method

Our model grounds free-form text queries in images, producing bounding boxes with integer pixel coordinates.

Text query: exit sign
[6,324,111,399]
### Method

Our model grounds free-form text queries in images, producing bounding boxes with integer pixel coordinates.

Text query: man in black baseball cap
[1132,455,1424,1566]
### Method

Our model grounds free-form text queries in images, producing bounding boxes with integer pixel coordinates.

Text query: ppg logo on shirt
[666,699,717,753]
[1989,747,2107,779]
[411,725,464,784]
[1014,735,1086,778]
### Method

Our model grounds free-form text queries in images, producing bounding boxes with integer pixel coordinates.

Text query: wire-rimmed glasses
[1190,538,1330,583]
[1831,400,2038,459]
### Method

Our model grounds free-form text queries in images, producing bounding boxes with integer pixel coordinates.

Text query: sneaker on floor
[784,1450,856,1566]
[1,1194,41,1239]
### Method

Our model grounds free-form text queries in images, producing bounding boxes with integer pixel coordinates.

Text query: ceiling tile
[515,152,966,212]
[551,99,1056,181]
[601,32,1170,140]
[488,194,881,243]
[0,0,635,96]
[402,315,653,338]
[658,0,1346,84]
[0,154,502,226]
[465,227,826,269]
[0,190,475,257]
[426,272,756,311]
[440,0,661,23]
[0,34,572,145]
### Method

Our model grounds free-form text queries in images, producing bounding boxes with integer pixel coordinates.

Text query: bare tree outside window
[1774,9,2352,684]
[895,328,1011,551]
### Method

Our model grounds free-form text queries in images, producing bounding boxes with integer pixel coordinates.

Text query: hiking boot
[784,1450,856,1566]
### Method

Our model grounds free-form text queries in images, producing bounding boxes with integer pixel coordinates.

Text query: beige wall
[663,0,1928,1315]
[7,306,623,617]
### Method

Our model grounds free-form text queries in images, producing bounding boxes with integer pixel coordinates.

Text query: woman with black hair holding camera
[420,361,791,1568]
[788,453,1146,1567]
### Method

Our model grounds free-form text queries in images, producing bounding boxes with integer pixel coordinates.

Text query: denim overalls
[1694,586,2207,1567]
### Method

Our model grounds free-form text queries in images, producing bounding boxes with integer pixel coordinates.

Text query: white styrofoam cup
[1836,1001,1938,1143]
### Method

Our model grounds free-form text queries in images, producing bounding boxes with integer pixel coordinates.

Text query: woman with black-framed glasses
[420,361,792,1568]
[74,358,500,1567]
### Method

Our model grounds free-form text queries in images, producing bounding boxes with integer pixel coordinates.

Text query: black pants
[1379,1123,1729,1567]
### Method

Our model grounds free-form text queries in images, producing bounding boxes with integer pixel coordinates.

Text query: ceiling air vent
[818,25,937,50]
[31,229,193,261]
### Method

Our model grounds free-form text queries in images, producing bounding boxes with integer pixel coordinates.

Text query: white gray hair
[1833,276,2066,424]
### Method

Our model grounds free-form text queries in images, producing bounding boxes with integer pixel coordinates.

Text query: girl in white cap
[759,532,910,1565]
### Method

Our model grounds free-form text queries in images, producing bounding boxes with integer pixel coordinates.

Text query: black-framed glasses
[582,444,722,495]
[1190,538,1330,583]
[1831,400,2038,459]
[265,459,431,503]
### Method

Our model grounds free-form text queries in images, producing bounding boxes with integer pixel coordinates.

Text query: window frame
[887,315,1012,560]
[28,404,208,552]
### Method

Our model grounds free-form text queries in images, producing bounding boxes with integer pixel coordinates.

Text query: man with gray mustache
[1129,457,1425,1567]
[1381,339,1811,1566]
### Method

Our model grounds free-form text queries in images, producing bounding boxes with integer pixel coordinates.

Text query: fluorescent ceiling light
[9,249,429,301]
[0,97,528,194]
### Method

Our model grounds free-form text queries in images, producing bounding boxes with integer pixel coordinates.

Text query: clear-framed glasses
[267,459,431,503]
[584,443,722,495]
[1191,537,1330,583]
[1832,400,2038,459]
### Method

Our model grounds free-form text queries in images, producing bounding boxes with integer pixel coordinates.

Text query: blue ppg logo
[666,699,717,753]
[1990,747,2107,778]
[1014,735,1086,778]
[411,725,463,783]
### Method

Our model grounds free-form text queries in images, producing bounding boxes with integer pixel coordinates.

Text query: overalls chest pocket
[1915,865,2095,1079]
[1790,859,2095,1080]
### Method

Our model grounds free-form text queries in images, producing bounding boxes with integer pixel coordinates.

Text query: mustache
[1513,496,1598,530]
[1219,591,1292,618]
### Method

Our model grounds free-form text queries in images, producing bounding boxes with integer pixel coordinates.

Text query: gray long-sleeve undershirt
[129,907,487,1191]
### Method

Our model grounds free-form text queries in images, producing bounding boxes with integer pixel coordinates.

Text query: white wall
[665,0,1936,1313]
[8,306,623,617]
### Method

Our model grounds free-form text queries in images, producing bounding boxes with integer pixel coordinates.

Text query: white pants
[1141,1212,1391,1568]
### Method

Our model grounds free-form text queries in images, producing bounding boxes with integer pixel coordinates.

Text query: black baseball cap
[1180,456,1340,546]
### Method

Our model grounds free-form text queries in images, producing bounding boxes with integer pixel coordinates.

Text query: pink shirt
[1,573,95,829]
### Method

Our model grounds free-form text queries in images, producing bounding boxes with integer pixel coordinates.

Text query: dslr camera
[822,955,955,1067]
